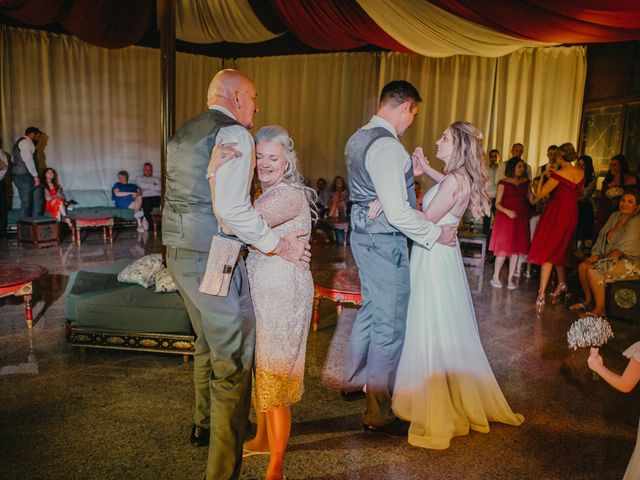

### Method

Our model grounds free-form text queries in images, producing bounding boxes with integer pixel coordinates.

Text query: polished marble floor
[0,229,638,479]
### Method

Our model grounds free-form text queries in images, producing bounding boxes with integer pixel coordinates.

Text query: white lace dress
[247,182,314,412]
[392,181,524,449]
[623,341,640,480]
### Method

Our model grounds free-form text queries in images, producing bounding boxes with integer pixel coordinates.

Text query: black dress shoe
[341,389,366,401]
[190,424,210,447]
[363,418,409,437]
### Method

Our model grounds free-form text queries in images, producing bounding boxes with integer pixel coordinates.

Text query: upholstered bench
[65,262,194,363]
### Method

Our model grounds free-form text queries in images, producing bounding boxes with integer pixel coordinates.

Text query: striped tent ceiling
[1,0,639,55]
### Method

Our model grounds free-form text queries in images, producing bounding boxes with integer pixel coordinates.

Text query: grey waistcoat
[346,126,416,234]
[162,109,239,252]
[11,137,31,175]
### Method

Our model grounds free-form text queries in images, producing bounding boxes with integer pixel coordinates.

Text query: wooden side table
[69,214,114,245]
[0,263,48,328]
[458,231,487,270]
[312,268,362,331]
[17,217,60,248]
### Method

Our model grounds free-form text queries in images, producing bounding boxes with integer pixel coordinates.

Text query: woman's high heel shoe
[536,289,545,307]
[550,282,569,304]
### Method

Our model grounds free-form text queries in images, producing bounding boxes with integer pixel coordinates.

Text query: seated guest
[327,175,349,244]
[315,177,329,212]
[42,168,71,227]
[135,162,162,229]
[112,170,146,232]
[594,154,637,238]
[570,190,640,317]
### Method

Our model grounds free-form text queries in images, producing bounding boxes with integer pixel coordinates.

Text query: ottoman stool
[17,216,60,248]
[65,262,194,363]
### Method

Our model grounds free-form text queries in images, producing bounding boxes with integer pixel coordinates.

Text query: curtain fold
[431,1,640,43]
[489,46,587,172]
[0,26,221,193]
[61,0,153,49]
[0,0,153,48]
[0,26,586,202]
[232,52,379,182]
[357,0,554,58]
[378,52,497,174]
[267,0,411,52]
[0,0,71,25]
[175,0,280,44]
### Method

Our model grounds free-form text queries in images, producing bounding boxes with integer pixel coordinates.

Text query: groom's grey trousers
[167,246,255,480]
[343,231,410,427]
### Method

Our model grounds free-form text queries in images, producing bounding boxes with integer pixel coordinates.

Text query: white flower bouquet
[567,315,614,380]
[605,186,624,200]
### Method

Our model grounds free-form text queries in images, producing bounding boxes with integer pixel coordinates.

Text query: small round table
[312,268,362,331]
[0,263,48,328]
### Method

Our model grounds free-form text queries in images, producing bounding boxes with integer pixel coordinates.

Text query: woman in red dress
[528,143,584,307]
[43,168,71,226]
[489,157,532,289]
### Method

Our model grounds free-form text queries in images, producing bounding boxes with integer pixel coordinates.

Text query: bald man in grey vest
[163,69,310,480]
[343,80,457,437]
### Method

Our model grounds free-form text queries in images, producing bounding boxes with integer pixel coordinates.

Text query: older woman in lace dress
[211,125,315,480]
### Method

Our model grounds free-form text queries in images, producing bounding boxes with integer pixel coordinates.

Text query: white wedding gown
[392,181,524,449]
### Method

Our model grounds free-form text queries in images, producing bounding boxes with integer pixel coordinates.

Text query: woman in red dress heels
[43,168,72,227]
[528,143,584,306]
[489,157,532,289]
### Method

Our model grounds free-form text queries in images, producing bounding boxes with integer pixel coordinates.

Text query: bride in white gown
[392,121,524,449]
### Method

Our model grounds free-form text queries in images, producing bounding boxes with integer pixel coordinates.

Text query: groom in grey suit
[343,80,457,435]
[163,69,309,479]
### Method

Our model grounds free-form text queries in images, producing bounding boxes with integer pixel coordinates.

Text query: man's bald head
[207,69,258,128]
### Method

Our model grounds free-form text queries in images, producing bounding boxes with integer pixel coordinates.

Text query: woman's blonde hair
[444,121,490,219]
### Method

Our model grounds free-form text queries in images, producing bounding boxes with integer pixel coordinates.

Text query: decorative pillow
[117,254,164,288]
[155,267,178,293]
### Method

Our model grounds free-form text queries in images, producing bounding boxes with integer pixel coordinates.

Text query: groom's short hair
[379,80,422,108]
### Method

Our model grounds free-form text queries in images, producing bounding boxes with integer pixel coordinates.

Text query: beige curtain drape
[357,0,554,58]
[378,52,498,174]
[0,26,585,198]
[232,53,379,183]
[174,0,280,44]
[0,26,221,192]
[378,47,586,175]
[489,46,587,171]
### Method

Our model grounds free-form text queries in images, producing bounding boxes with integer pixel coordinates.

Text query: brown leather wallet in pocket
[199,235,242,296]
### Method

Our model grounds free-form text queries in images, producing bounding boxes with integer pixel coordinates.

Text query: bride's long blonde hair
[444,121,490,219]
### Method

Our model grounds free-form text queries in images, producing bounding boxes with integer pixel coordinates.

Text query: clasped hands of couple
[209,141,311,269]
[366,147,458,247]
